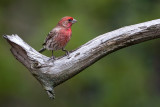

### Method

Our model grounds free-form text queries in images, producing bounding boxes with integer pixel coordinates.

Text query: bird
[39,16,77,59]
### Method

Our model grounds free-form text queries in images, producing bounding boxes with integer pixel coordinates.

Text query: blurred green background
[1,0,160,107]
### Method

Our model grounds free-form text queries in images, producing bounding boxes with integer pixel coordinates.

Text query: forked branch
[3,19,160,99]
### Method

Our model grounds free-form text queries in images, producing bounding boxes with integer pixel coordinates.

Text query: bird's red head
[58,16,77,28]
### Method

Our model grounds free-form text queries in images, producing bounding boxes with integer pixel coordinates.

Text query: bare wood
[3,19,160,99]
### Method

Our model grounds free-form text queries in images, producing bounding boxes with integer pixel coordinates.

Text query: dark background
[1,0,160,107]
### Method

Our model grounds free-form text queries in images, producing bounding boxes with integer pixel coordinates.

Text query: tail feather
[39,48,46,53]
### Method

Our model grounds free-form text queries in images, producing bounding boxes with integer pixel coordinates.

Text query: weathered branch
[3,19,160,99]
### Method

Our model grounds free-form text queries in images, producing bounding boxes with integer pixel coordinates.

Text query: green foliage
[0,0,160,107]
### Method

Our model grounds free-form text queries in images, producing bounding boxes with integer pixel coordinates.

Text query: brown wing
[42,30,57,46]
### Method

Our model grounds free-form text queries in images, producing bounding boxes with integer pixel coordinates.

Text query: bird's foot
[48,56,55,61]
[62,48,69,56]
[65,51,70,56]
[65,51,71,59]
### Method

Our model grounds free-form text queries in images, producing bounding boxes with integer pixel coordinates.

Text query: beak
[72,19,77,24]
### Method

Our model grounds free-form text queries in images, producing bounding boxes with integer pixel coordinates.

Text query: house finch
[39,16,77,59]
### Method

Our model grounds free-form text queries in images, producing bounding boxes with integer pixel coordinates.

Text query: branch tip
[46,90,55,99]
[3,35,8,39]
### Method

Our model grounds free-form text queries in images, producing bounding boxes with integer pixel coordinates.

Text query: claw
[48,56,55,61]
[65,51,69,56]
[62,48,69,56]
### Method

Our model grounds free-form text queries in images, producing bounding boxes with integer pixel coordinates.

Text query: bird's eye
[68,19,72,21]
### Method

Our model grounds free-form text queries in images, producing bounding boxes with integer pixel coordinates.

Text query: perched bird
[39,16,77,59]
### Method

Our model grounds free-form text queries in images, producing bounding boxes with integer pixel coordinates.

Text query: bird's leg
[62,48,69,56]
[50,50,55,60]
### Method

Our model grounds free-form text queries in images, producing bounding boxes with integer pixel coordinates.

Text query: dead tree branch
[3,19,160,99]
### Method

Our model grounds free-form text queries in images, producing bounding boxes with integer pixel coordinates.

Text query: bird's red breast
[54,27,72,48]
